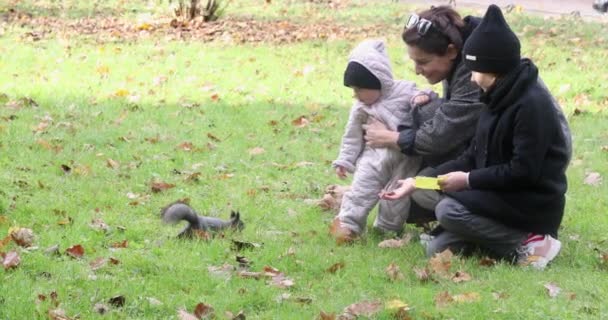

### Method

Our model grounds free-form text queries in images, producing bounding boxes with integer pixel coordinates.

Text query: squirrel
[160,201,244,238]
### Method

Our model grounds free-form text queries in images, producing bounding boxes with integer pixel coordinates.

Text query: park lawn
[1,0,607,319]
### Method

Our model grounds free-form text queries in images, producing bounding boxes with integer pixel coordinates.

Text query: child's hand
[335,166,348,179]
[437,171,469,192]
[379,178,416,200]
[412,93,431,107]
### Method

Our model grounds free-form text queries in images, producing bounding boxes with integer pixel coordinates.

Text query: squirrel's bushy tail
[161,201,200,228]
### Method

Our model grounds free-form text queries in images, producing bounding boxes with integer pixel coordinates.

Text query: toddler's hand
[412,93,431,107]
[335,166,347,179]
[379,178,416,200]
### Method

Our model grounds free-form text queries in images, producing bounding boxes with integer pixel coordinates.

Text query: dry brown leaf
[48,308,72,320]
[111,240,128,248]
[151,181,176,193]
[0,235,11,250]
[177,142,195,151]
[341,300,382,318]
[269,274,295,288]
[601,146,608,152]
[492,291,509,300]
[434,291,454,308]
[208,264,235,279]
[207,133,221,142]
[413,266,432,282]
[108,295,125,307]
[248,147,265,155]
[479,257,497,267]
[291,115,310,128]
[326,261,345,274]
[584,172,602,186]
[452,271,472,283]
[178,309,199,320]
[194,302,214,319]
[65,244,85,259]
[2,251,21,269]
[93,303,110,315]
[106,158,120,169]
[544,282,561,298]
[90,257,107,271]
[378,234,412,248]
[89,218,110,232]
[386,262,404,281]
[386,300,412,320]
[10,227,35,247]
[319,311,336,320]
[429,249,453,277]
[329,218,355,245]
[453,292,481,303]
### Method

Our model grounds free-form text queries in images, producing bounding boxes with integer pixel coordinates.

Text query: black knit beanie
[343,61,381,90]
[463,4,520,74]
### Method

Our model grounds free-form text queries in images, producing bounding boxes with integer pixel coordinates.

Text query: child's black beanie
[343,61,381,90]
[463,4,521,74]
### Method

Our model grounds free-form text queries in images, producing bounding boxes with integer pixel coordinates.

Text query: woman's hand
[379,178,416,200]
[438,171,470,192]
[335,166,347,179]
[362,119,399,148]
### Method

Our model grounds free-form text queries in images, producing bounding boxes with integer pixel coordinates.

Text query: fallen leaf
[429,249,453,277]
[227,310,246,320]
[329,218,355,245]
[10,227,35,247]
[413,267,432,282]
[291,115,310,128]
[386,300,412,320]
[236,255,252,267]
[108,295,125,307]
[386,262,405,281]
[208,264,235,279]
[269,274,294,288]
[434,291,454,308]
[61,164,71,173]
[378,239,409,248]
[65,244,85,259]
[492,291,509,300]
[231,240,262,251]
[544,282,561,298]
[248,147,265,155]
[177,142,195,151]
[151,181,176,193]
[319,311,336,320]
[451,271,472,283]
[178,309,199,320]
[111,240,128,248]
[326,261,345,274]
[207,133,221,142]
[479,257,497,267]
[584,172,602,186]
[106,158,120,169]
[2,251,21,269]
[0,235,11,250]
[90,257,107,270]
[89,218,110,232]
[48,308,72,320]
[601,146,608,152]
[341,300,382,318]
[194,302,214,319]
[44,244,60,256]
[452,292,481,303]
[93,303,110,315]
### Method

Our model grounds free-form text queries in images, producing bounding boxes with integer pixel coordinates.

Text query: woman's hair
[402,6,466,56]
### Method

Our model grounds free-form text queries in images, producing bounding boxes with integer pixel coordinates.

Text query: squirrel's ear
[230,210,236,218]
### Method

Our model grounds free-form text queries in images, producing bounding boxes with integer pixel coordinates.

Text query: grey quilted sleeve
[333,104,367,173]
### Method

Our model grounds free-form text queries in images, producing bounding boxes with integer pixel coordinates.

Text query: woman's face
[407,45,459,85]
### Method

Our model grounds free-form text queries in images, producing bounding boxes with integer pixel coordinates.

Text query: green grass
[1,1,608,319]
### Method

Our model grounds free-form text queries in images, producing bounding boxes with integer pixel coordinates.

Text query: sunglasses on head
[406,14,434,35]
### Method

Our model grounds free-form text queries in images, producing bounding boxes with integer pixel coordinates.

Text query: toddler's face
[352,87,381,106]
[470,71,497,92]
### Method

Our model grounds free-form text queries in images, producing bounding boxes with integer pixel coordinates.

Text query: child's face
[470,71,497,91]
[352,87,381,106]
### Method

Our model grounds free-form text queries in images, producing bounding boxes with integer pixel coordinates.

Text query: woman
[381,5,569,269]
[366,6,571,223]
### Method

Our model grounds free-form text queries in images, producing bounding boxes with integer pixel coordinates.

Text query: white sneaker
[517,234,562,270]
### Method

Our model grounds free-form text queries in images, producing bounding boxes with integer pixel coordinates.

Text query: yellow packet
[414,176,441,190]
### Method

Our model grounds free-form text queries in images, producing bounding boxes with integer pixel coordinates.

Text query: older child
[333,39,439,239]
[381,5,569,269]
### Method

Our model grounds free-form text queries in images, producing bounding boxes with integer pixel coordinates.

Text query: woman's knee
[435,198,468,229]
